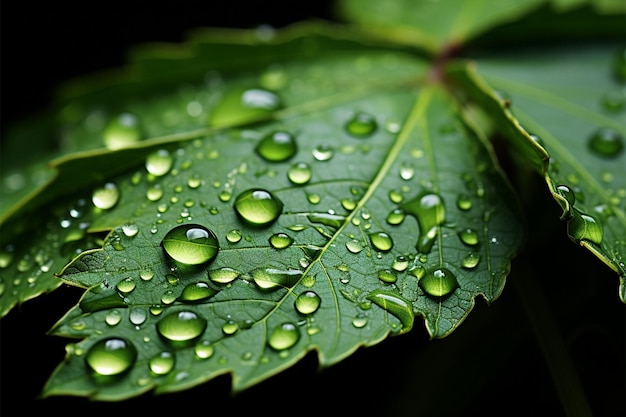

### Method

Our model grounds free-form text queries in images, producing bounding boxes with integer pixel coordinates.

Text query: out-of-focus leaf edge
[445,61,626,303]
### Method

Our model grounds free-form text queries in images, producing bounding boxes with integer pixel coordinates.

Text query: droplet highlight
[233,189,283,227]
[255,131,298,162]
[85,337,137,376]
[161,224,219,266]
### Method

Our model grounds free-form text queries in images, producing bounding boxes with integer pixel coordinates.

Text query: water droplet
[233,189,283,227]
[312,144,334,161]
[146,185,164,202]
[419,267,458,298]
[250,267,302,290]
[567,208,603,245]
[103,112,142,150]
[161,224,219,266]
[209,267,241,284]
[345,112,377,137]
[105,310,122,326]
[116,277,136,293]
[209,87,282,127]
[294,291,321,315]
[401,191,446,253]
[399,162,415,180]
[287,162,312,185]
[458,228,479,246]
[226,229,243,243]
[255,131,298,162]
[179,281,219,302]
[378,269,397,284]
[146,149,174,176]
[85,337,137,376]
[391,256,409,272]
[346,239,364,254]
[161,290,177,305]
[601,90,625,113]
[341,198,357,211]
[92,182,120,210]
[388,190,404,204]
[366,289,414,334]
[307,213,345,228]
[268,322,300,350]
[369,232,393,252]
[194,340,215,359]
[456,194,472,211]
[386,208,406,225]
[462,252,480,269]
[269,233,293,249]
[222,320,239,335]
[588,128,624,158]
[129,308,147,326]
[306,192,321,204]
[187,174,202,189]
[352,313,368,328]
[156,310,207,343]
[122,222,139,237]
[149,351,175,375]
[612,47,626,83]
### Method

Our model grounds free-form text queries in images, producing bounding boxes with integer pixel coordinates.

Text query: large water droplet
[269,232,293,249]
[345,112,377,137]
[149,351,175,375]
[209,267,241,284]
[567,208,603,245]
[234,189,283,227]
[419,267,458,298]
[85,337,137,376]
[588,128,624,158]
[386,208,406,225]
[378,268,397,284]
[103,112,142,150]
[179,281,219,303]
[369,232,393,252]
[268,322,300,351]
[401,192,446,253]
[287,162,312,185]
[255,131,298,162]
[156,311,207,343]
[146,149,174,176]
[366,289,414,334]
[209,87,282,127]
[250,267,301,290]
[294,291,321,315]
[161,224,219,266]
[92,182,120,210]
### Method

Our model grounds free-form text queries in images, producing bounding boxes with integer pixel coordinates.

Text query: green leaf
[448,43,626,301]
[10,30,524,398]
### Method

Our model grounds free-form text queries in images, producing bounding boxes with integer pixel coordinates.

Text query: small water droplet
[268,322,300,351]
[458,228,479,246]
[587,127,624,158]
[366,289,414,334]
[419,267,458,298]
[567,208,603,245]
[146,149,174,176]
[233,189,283,227]
[156,311,207,343]
[601,90,625,113]
[255,131,298,162]
[250,267,302,290]
[294,291,321,315]
[122,222,139,237]
[386,208,406,225]
[194,340,214,359]
[161,224,219,266]
[399,162,415,180]
[462,252,480,269]
[306,192,321,204]
[149,351,175,375]
[391,255,409,272]
[456,194,472,211]
[345,112,377,137]
[105,310,123,326]
[179,281,219,303]
[352,313,368,328]
[208,267,241,284]
[209,87,282,127]
[369,232,393,252]
[116,277,136,293]
[222,320,239,335]
[103,112,142,150]
[341,198,357,211]
[402,191,445,253]
[85,337,137,376]
[129,307,147,326]
[312,144,334,161]
[92,182,120,210]
[346,239,364,254]
[287,162,312,185]
[378,268,397,284]
[146,185,164,202]
[269,232,293,249]
[226,229,243,243]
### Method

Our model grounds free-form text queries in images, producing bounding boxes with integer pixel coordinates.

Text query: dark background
[1,2,625,416]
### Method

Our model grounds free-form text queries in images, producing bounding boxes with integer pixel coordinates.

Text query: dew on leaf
[209,87,282,127]
[187,174,202,189]
[226,229,243,243]
[346,239,364,254]
[161,224,219,266]
[378,268,397,284]
[307,213,345,228]
[103,112,141,150]
[179,281,219,302]
[92,182,120,210]
[105,310,123,326]
[401,191,446,253]
[122,222,139,237]
[116,277,136,293]
[391,256,409,272]
[85,337,137,376]
[341,198,357,211]
[269,232,293,249]
[306,192,321,204]
[345,112,377,137]
[462,252,480,269]
[268,322,300,351]
[312,144,334,161]
[209,267,241,284]
[287,162,312,185]
[218,190,232,202]
[456,194,472,211]
[146,185,164,202]
[194,340,215,359]
[129,308,147,326]
[294,291,321,315]
[369,232,393,252]
[419,267,458,298]
[366,289,414,334]
[587,127,624,158]
[399,162,415,180]
[255,131,298,162]
[352,313,368,328]
[567,208,603,245]
[250,267,302,290]
[601,90,625,113]
[386,208,406,225]
[146,149,174,176]
[233,189,283,227]
[458,228,479,246]
[156,311,207,343]
[222,320,239,335]
[149,351,175,375]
